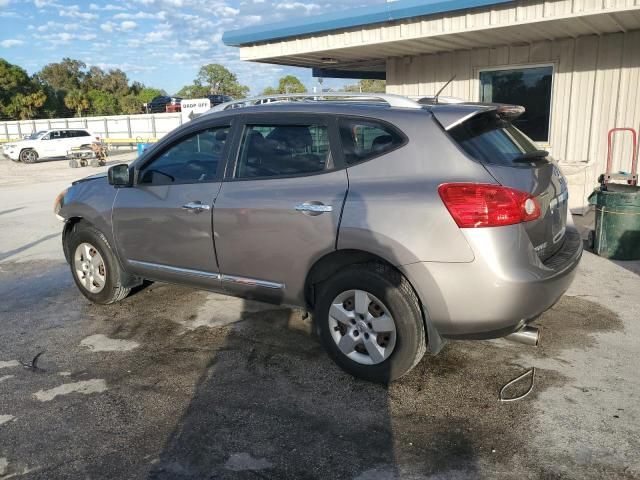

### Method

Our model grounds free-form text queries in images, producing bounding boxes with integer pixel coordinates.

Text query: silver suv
[55,94,582,382]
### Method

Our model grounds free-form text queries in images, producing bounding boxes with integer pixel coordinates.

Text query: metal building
[223,0,640,210]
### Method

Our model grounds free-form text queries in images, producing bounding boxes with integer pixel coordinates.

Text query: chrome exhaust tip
[505,326,540,346]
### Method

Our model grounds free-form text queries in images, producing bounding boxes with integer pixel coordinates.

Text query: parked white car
[2,129,97,163]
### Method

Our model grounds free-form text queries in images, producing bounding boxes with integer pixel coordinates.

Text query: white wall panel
[386,31,640,209]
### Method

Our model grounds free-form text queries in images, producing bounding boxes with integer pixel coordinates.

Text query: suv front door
[112,123,232,289]
[213,114,348,304]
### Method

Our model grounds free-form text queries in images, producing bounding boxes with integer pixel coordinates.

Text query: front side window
[339,119,405,165]
[236,124,331,179]
[139,126,229,185]
[479,65,553,142]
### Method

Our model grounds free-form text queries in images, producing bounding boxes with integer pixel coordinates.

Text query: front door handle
[295,202,333,215]
[182,201,211,213]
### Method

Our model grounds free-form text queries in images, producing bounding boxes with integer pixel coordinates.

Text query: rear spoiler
[429,103,525,131]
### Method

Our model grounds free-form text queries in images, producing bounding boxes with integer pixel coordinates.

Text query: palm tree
[64,89,90,117]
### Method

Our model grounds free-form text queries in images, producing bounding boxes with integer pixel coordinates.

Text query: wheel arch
[62,217,142,289]
[305,249,445,353]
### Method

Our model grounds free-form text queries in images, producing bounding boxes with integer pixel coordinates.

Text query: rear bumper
[400,222,583,338]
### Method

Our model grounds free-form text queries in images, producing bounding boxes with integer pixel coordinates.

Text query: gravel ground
[0,155,639,479]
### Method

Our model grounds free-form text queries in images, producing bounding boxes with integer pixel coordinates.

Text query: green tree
[137,87,165,104]
[277,75,306,94]
[64,89,90,117]
[0,59,33,117]
[261,86,278,96]
[37,58,87,93]
[4,91,47,120]
[176,84,209,99]
[343,79,386,93]
[87,89,118,116]
[119,94,144,114]
[195,64,249,98]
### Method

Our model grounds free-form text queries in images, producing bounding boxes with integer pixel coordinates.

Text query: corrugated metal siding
[387,31,640,210]
[238,0,640,64]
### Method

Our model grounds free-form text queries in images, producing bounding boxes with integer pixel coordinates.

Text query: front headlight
[54,186,69,220]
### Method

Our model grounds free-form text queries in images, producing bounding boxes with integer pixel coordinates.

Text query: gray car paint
[58,101,582,346]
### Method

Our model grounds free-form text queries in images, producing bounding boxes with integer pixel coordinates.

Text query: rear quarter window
[448,112,541,166]
[338,118,406,166]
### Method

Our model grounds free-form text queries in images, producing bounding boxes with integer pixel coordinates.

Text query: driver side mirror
[108,164,133,187]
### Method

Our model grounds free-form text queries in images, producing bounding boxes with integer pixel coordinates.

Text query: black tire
[69,159,79,168]
[315,262,426,383]
[20,149,38,163]
[66,223,131,304]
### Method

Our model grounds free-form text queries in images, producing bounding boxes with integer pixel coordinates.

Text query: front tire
[315,263,426,383]
[20,149,38,163]
[66,223,131,304]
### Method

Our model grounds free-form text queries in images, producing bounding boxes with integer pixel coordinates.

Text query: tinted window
[339,119,405,165]
[236,124,331,179]
[448,111,541,166]
[479,66,552,142]
[139,126,229,185]
[75,130,91,137]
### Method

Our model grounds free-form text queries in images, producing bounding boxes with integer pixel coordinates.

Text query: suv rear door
[213,113,348,304]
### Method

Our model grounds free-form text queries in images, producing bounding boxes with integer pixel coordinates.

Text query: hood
[72,172,108,185]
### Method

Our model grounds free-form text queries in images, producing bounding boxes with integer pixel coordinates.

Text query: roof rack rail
[209,92,422,112]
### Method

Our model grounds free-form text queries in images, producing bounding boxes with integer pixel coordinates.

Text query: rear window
[448,112,541,166]
[339,119,405,165]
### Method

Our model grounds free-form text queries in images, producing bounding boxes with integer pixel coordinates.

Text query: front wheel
[66,223,131,304]
[315,263,426,383]
[20,149,38,163]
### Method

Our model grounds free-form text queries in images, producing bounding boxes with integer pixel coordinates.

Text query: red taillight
[438,183,541,228]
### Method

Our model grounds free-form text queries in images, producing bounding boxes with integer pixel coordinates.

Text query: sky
[0,0,387,95]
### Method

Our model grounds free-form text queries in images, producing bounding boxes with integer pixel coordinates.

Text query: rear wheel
[316,263,426,383]
[20,149,38,163]
[69,159,79,168]
[66,223,131,304]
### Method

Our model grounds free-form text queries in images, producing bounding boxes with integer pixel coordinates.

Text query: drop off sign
[181,98,211,123]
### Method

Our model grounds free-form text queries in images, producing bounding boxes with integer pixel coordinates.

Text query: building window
[479,65,553,143]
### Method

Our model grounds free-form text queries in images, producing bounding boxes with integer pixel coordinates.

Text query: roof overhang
[223,0,514,47]
[224,0,640,78]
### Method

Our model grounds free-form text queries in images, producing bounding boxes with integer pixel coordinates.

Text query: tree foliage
[177,64,249,99]
[343,79,386,93]
[64,89,90,117]
[0,59,47,120]
[262,75,306,95]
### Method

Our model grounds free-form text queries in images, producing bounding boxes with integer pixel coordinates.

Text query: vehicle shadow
[0,232,59,262]
[146,187,482,480]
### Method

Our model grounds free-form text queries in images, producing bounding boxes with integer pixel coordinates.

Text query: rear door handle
[295,202,333,215]
[182,201,211,213]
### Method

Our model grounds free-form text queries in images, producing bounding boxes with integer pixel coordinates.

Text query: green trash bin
[588,184,640,260]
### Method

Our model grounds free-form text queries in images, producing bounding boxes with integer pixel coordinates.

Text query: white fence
[0,113,183,142]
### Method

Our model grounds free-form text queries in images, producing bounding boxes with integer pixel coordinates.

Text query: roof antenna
[434,75,456,105]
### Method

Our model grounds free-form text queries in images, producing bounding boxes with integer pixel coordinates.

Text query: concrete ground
[0,154,639,479]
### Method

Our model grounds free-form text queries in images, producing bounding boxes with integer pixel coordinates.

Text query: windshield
[26,131,47,140]
[448,112,543,166]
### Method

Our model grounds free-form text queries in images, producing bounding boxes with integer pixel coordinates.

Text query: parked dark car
[54,93,582,383]
[206,94,233,106]
[147,96,182,113]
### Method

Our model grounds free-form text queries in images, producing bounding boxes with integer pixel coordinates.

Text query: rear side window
[448,112,540,166]
[75,130,90,137]
[339,119,405,165]
[236,124,331,179]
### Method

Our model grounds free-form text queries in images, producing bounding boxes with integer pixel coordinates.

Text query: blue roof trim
[223,0,514,47]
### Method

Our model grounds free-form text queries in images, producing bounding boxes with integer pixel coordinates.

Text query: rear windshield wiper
[512,150,549,162]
